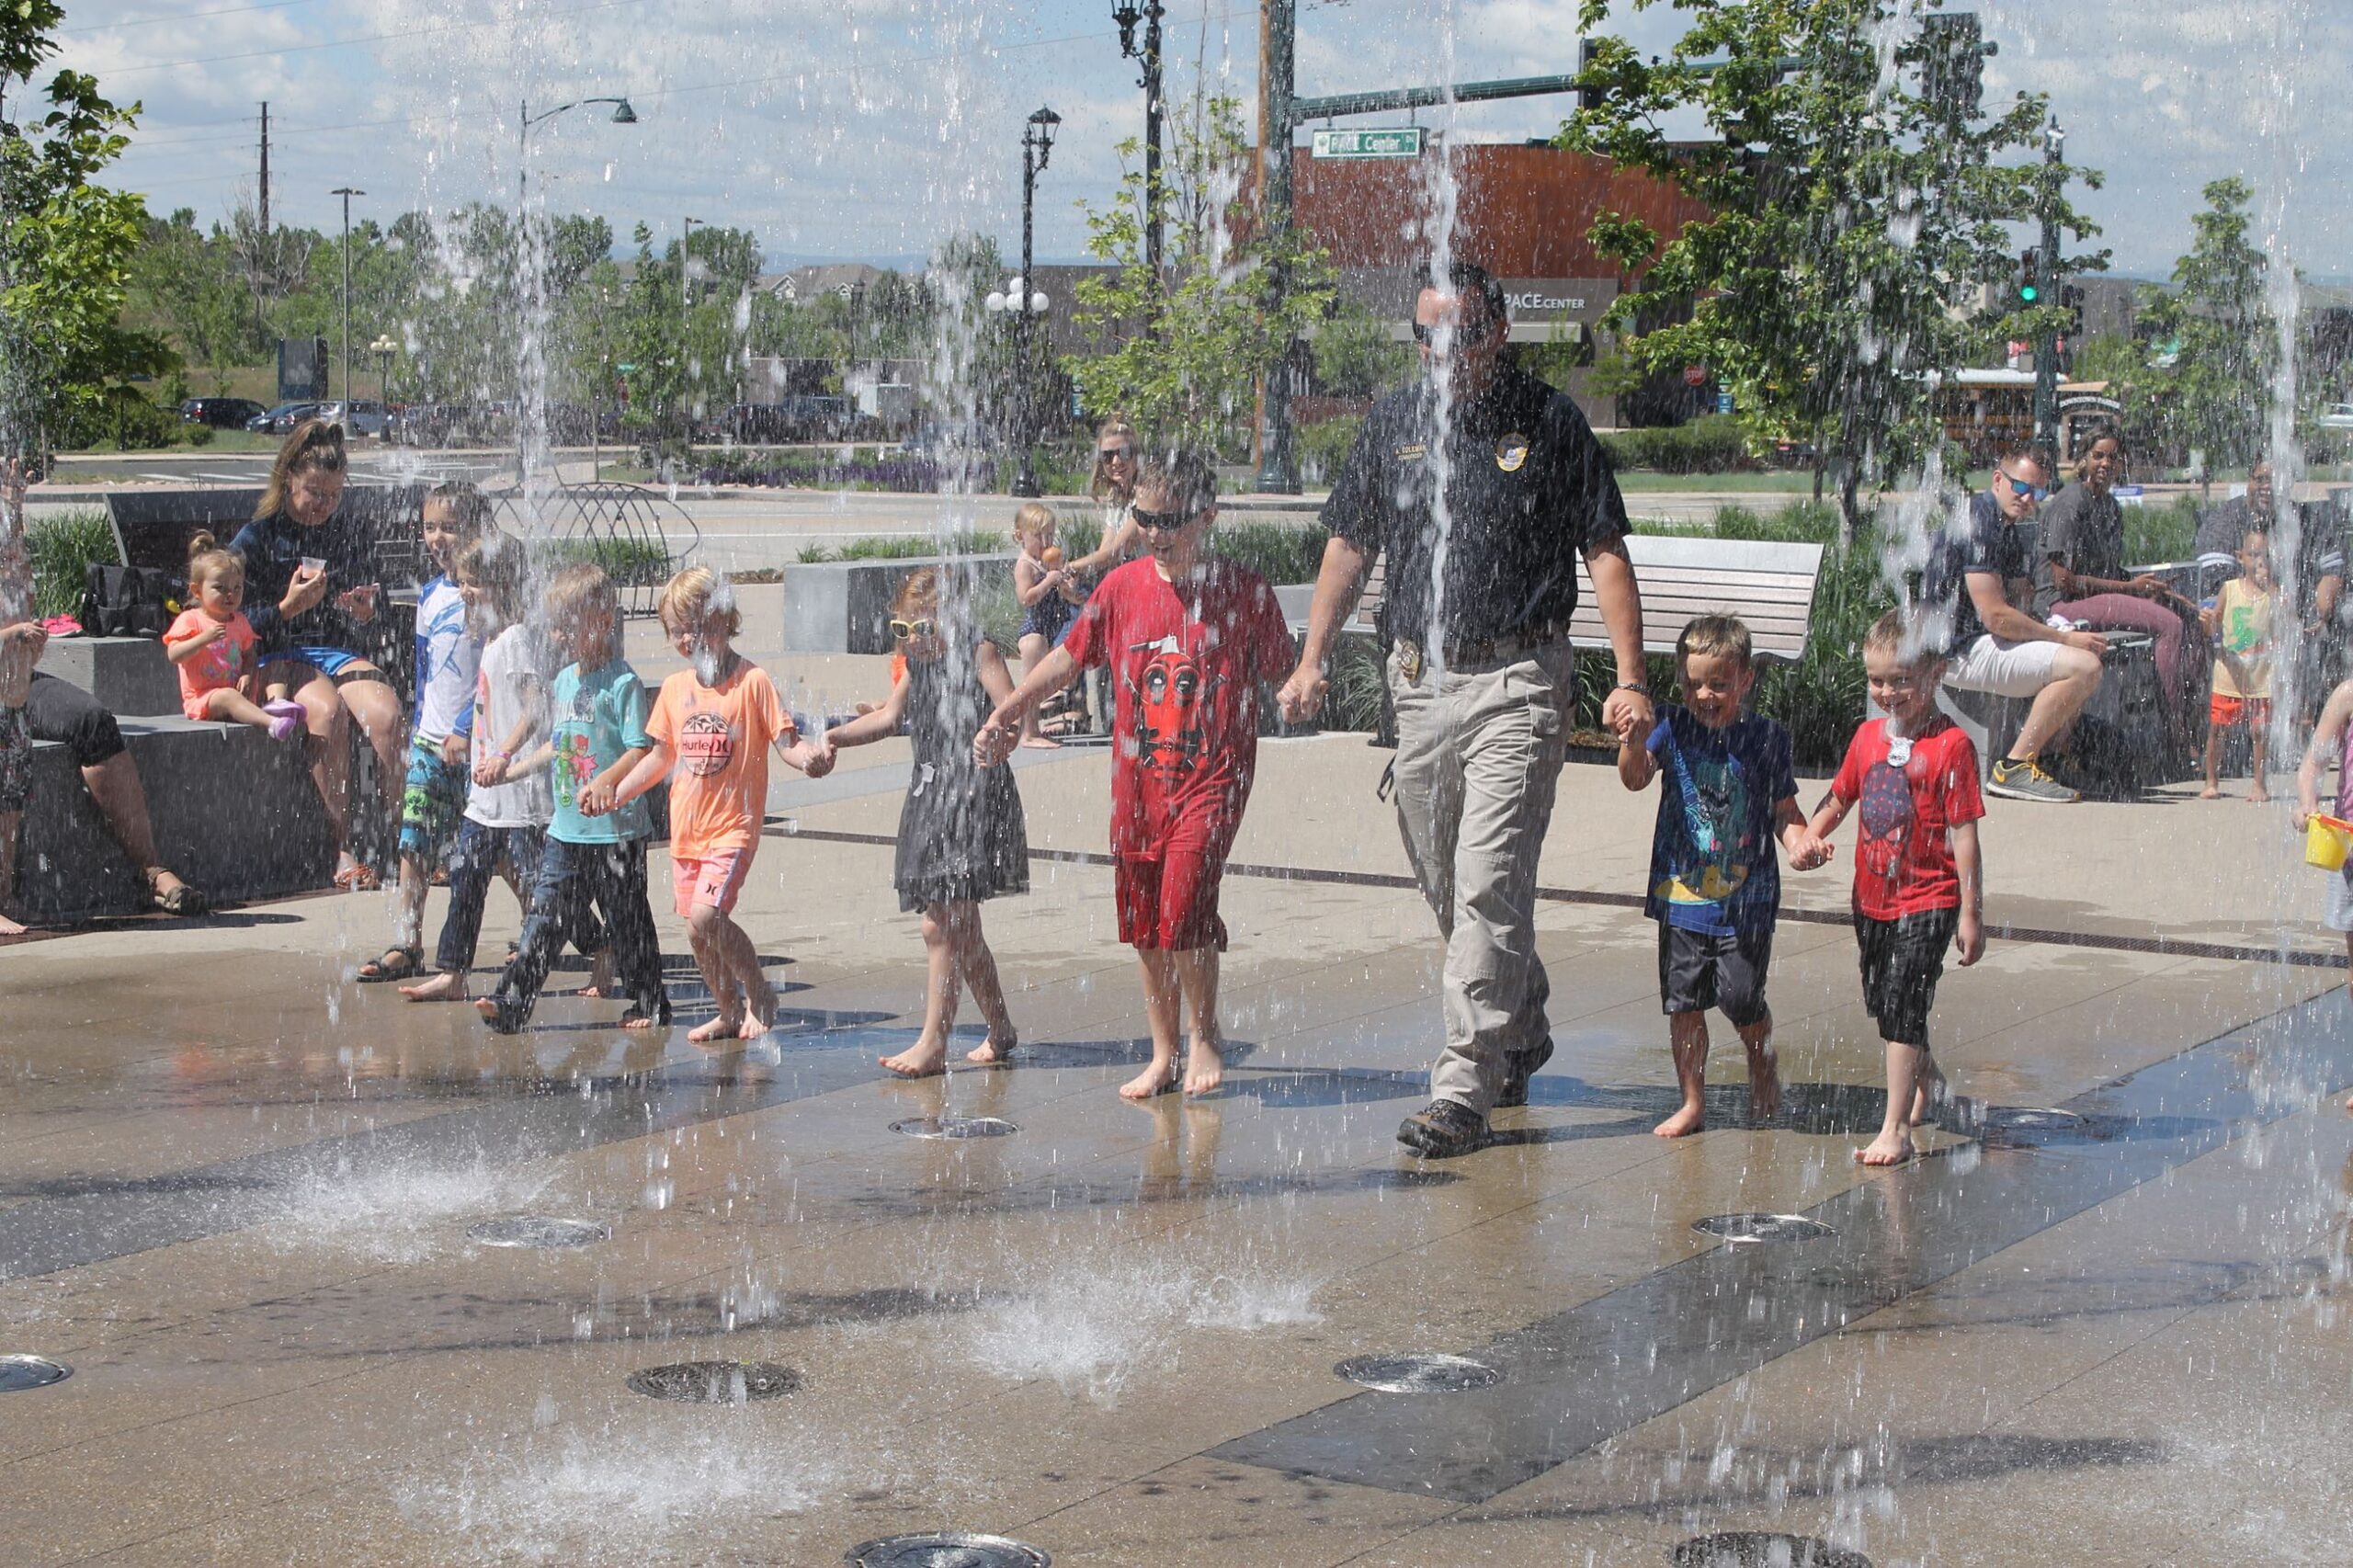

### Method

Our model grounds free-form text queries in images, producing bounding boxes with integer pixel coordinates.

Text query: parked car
[2320,403,2353,434]
[249,401,321,435]
[179,397,267,429]
[313,400,392,438]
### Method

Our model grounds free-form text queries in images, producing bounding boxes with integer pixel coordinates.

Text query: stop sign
[1683,365,1708,387]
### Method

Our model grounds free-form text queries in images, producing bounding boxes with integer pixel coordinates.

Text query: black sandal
[142,871,208,916]
[357,946,425,983]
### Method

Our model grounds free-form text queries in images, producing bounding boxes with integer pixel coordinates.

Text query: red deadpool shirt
[1830,715,1984,920]
[1063,557,1297,859]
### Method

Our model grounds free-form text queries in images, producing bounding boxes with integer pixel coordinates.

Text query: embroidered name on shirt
[1393,442,1427,462]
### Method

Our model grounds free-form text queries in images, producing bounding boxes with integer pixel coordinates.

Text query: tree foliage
[1563,0,2103,524]
[2131,177,2273,471]
[0,0,167,455]
[1067,94,1337,452]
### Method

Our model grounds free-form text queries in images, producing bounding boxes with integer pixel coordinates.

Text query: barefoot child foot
[400,968,470,1002]
[1120,1054,1182,1099]
[966,1033,1017,1065]
[687,1013,744,1044]
[1182,1037,1225,1096]
[879,1038,949,1078]
[1856,1128,1915,1166]
[1742,1024,1781,1121]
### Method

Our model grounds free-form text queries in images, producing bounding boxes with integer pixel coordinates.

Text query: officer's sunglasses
[1412,318,1495,347]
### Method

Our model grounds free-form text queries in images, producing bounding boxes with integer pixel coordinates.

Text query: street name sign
[1312,128,1425,159]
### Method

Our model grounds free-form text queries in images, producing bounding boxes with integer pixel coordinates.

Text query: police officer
[1278,261,1652,1158]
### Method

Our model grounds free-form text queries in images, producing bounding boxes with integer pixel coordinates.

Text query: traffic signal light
[1921,12,1991,117]
[2060,283,2085,336]
[2017,248,2040,305]
[1577,37,1603,113]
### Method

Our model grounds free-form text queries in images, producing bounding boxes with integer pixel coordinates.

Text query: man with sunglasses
[1279,260,1650,1159]
[1923,447,2105,802]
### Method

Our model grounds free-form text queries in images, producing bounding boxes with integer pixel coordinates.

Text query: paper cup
[301,555,326,574]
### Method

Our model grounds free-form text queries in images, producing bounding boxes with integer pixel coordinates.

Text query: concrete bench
[20,717,335,924]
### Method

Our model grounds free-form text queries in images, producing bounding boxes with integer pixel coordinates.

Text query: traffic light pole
[2031,119,2064,453]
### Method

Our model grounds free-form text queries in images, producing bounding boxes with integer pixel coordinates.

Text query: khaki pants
[1387,642,1574,1114]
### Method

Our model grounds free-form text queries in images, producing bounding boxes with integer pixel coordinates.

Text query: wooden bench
[1346,532,1827,661]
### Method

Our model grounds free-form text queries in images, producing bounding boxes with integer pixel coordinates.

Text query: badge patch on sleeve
[1495,433,1529,472]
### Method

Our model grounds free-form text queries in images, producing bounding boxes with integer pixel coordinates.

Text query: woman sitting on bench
[230,419,407,892]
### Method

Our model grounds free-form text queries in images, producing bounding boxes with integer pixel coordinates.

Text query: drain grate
[0,1355,71,1392]
[1692,1212,1836,1244]
[890,1116,1019,1140]
[626,1360,801,1403]
[845,1533,1051,1567]
[1671,1532,1870,1567]
[468,1216,611,1249]
[1335,1352,1501,1393]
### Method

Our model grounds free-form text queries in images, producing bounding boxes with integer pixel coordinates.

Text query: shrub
[186,424,215,448]
[1296,416,1362,484]
[2122,494,2200,564]
[1212,519,1326,584]
[532,533,675,585]
[28,508,118,619]
[1600,415,1756,475]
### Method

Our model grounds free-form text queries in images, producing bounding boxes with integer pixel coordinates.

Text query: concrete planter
[39,638,181,720]
[780,552,1018,655]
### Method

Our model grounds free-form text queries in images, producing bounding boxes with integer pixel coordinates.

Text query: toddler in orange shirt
[594,567,834,1040]
[164,534,301,740]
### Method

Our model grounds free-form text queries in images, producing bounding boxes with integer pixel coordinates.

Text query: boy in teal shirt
[478,565,669,1032]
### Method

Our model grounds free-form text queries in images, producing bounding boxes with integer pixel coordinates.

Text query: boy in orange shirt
[594,567,834,1040]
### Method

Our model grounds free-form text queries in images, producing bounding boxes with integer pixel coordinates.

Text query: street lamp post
[516,94,637,478]
[331,186,364,403]
[369,333,397,402]
[681,216,702,451]
[1111,0,1165,333]
[994,108,1060,498]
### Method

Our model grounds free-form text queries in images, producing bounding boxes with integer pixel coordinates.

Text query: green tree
[1564,0,2103,528]
[0,0,165,454]
[128,208,263,389]
[1312,296,1411,399]
[2135,177,2272,472]
[1067,94,1337,452]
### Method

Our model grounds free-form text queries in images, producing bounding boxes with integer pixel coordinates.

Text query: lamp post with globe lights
[991,107,1059,497]
[369,334,397,403]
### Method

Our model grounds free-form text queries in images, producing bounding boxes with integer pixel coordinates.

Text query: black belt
[1397,623,1573,668]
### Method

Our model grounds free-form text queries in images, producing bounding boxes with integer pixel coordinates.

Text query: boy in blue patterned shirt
[1620,615,1829,1136]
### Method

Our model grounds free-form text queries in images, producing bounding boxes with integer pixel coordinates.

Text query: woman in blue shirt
[229,419,407,891]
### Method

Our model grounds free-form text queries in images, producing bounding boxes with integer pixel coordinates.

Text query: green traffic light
[2019,284,2039,302]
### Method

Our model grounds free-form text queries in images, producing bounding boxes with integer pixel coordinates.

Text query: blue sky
[52,0,2347,280]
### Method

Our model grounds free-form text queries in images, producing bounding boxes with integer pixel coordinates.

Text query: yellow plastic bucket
[2306,814,2353,870]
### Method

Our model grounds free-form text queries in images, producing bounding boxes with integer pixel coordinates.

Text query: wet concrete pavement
[2,635,2348,1563]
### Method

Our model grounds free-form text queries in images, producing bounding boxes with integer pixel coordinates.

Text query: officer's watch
[1613,681,1651,697]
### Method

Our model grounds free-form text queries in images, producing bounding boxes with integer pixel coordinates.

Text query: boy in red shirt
[977,450,1294,1099]
[1808,608,1987,1165]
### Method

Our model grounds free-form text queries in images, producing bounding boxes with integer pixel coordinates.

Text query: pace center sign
[1312,127,1425,159]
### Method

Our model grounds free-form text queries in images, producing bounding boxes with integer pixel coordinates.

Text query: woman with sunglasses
[825,568,1029,1077]
[1067,415,1145,578]
[229,418,409,890]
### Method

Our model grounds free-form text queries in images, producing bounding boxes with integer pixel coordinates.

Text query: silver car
[314,399,393,438]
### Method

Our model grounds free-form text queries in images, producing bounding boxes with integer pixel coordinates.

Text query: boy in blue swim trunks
[360,482,488,982]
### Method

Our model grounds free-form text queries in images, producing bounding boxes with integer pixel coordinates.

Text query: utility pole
[332,187,364,403]
[2032,117,2064,453]
[257,103,270,236]
[1254,0,1297,493]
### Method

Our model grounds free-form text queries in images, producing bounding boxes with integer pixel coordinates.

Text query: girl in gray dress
[824,567,1029,1077]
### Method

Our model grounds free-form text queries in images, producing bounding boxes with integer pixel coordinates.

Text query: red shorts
[2210,692,2270,730]
[1115,849,1229,951]
[671,849,751,917]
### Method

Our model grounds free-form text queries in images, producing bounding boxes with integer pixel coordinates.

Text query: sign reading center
[1312,127,1425,160]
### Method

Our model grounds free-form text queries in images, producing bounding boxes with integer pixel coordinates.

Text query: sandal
[357,946,425,983]
[333,861,382,892]
[142,870,208,916]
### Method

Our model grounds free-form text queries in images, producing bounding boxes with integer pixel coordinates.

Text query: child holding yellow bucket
[2295,675,2353,1108]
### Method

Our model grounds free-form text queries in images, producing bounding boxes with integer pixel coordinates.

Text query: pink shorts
[671,849,751,917]
[181,685,233,722]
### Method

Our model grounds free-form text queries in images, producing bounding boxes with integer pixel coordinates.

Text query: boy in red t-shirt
[978,450,1294,1099]
[1808,608,1986,1166]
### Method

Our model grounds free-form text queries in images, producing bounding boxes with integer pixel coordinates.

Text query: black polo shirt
[1322,363,1629,648]
[1920,491,2026,652]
